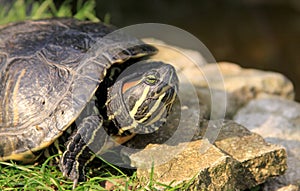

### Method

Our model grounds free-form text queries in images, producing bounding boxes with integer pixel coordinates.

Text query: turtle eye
[144,73,160,85]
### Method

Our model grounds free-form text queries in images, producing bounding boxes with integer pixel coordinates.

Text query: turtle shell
[0,18,156,162]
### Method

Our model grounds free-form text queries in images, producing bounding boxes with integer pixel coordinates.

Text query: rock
[196,62,295,118]
[123,121,287,190]
[145,39,293,118]
[197,62,294,99]
[127,40,291,189]
[196,62,294,99]
[214,121,287,187]
[133,140,242,191]
[144,39,216,119]
[234,98,300,190]
[265,184,299,191]
[143,38,206,70]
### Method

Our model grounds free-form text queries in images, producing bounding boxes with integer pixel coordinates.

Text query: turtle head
[107,61,178,135]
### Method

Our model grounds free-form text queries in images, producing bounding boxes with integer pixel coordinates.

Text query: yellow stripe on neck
[129,86,150,119]
[137,92,166,123]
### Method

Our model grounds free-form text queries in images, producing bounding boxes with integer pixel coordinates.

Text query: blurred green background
[1,0,299,100]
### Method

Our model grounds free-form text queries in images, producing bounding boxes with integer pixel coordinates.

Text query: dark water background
[95,0,300,100]
[1,0,299,100]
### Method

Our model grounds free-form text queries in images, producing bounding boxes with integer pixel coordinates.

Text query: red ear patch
[122,80,140,93]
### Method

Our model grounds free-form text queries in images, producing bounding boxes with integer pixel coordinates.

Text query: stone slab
[123,120,287,190]
[214,121,287,188]
[234,98,300,190]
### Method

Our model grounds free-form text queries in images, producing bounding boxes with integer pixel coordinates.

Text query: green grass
[0,0,100,25]
[0,156,179,191]
[0,159,131,190]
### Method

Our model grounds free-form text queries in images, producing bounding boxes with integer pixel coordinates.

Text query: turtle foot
[60,150,86,187]
[59,115,103,188]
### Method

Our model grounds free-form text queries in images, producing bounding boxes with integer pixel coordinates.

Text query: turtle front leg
[60,115,109,188]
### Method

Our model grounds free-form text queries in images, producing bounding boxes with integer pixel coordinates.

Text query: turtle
[0,18,178,187]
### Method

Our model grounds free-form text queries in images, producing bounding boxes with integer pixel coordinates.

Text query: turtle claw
[72,179,78,190]
[60,152,86,188]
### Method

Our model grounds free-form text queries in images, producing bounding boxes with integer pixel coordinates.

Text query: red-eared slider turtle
[0,18,178,187]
